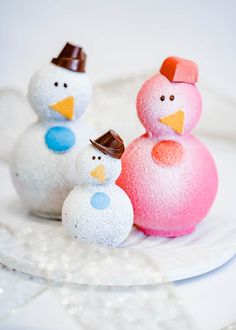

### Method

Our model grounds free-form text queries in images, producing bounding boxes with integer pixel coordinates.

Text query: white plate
[0,135,235,286]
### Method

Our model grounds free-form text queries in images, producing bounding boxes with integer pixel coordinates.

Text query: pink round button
[152,140,184,166]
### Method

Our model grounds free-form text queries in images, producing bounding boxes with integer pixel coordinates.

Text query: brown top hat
[90,130,125,159]
[51,42,86,73]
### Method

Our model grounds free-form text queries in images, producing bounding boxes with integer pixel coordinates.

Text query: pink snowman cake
[117,57,218,237]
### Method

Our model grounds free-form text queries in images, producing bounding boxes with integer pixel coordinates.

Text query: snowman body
[117,58,218,237]
[10,58,93,219]
[63,183,133,247]
[119,134,217,236]
[62,139,133,247]
[11,119,92,218]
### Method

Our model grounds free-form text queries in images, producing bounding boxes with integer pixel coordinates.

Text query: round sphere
[28,63,92,121]
[10,121,93,218]
[75,144,122,186]
[117,135,218,237]
[62,185,133,247]
[136,74,202,136]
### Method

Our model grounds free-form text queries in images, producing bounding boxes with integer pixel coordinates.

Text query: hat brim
[90,140,122,159]
[51,58,86,73]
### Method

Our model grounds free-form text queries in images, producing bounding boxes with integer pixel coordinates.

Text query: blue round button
[90,192,110,210]
[45,126,76,153]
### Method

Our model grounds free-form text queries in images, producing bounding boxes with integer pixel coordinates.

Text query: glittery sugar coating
[117,60,218,237]
[136,74,202,137]
[75,144,122,186]
[62,143,133,247]
[11,121,93,218]
[10,59,93,219]
[28,63,92,121]
[118,135,217,236]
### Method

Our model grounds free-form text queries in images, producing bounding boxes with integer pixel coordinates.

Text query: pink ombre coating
[117,134,217,236]
[117,70,218,237]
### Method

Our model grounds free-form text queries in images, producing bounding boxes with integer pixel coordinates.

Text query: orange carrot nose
[49,96,74,120]
[159,109,184,134]
[90,164,106,183]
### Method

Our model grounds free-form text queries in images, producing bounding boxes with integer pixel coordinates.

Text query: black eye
[170,95,175,101]
[64,83,68,88]
[54,82,58,87]
[160,95,165,101]
[92,156,96,160]
[98,156,101,160]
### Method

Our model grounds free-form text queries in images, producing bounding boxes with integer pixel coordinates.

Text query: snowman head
[28,43,92,122]
[76,130,125,186]
[137,57,202,137]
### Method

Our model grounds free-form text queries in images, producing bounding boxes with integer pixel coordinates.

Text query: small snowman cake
[10,43,93,219]
[62,130,133,247]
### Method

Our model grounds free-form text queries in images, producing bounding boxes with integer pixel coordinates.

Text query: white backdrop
[0,0,235,100]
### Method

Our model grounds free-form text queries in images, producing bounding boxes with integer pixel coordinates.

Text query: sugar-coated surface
[62,145,133,247]
[10,63,94,218]
[62,184,133,247]
[28,63,92,121]
[10,121,93,218]
[75,144,122,186]
[117,71,218,236]
[136,74,202,137]
[117,134,217,235]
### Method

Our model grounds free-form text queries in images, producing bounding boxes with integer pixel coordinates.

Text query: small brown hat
[51,42,86,73]
[90,130,125,159]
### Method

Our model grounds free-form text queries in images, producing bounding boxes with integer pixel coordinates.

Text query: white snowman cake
[10,43,93,219]
[62,130,133,247]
